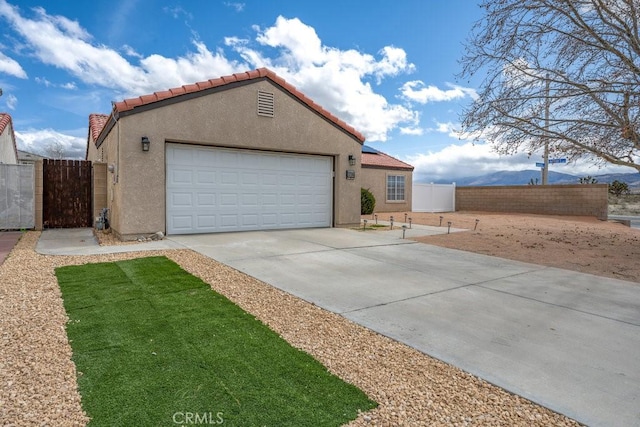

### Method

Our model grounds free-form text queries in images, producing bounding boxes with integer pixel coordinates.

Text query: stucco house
[17,150,46,165]
[361,145,414,213]
[0,113,18,165]
[86,68,366,240]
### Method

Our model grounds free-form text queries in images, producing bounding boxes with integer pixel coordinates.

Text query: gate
[43,159,92,228]
[0,164,35,229]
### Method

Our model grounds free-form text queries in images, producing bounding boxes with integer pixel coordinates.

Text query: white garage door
[166,144,333,234]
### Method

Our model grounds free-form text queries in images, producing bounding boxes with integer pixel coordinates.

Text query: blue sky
[0,0,635,180]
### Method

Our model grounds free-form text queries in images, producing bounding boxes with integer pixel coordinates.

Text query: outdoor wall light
[141,136,150,152]
[348,154,356,166]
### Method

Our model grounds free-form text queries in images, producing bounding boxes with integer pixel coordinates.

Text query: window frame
[386,174,406,202]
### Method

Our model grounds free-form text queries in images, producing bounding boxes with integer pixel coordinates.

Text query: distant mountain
[420,170,640,188]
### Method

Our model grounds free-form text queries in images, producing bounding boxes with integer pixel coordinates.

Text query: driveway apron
[169,227,640,427]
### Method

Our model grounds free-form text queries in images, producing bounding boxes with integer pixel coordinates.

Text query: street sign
[549,158,567,164]
[535,162,545,168]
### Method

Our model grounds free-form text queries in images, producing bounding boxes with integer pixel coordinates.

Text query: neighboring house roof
[89,113,109,141]
[85,113,109,159]
[361,145,414,171]
[17,149,46,163]
[0,113,18,164]
[95,67,364,147]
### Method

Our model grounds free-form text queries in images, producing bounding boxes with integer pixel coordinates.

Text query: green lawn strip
[56,256,376,426]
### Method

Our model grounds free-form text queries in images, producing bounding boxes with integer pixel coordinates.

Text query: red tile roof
[89,113,109,142]
[0,113,18,163]
[362,150,414,171]
[104,67,364,143]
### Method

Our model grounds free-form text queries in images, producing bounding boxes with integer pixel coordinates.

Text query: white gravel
[0,232,580,426]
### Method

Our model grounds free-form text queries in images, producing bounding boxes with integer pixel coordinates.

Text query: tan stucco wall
[361,167,413,213]
[0,124,17,164]
[92,162,107,227]
[86,133,101,162]
[97,80,363,239]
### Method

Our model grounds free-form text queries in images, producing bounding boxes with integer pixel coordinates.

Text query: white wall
[412,182,456,212]
[0,125,18,164]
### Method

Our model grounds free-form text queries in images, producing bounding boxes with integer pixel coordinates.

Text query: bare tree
[459,0,640,172]
[45,141,66,160]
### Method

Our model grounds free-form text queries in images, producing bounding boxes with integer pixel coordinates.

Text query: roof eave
[362,164,414,171]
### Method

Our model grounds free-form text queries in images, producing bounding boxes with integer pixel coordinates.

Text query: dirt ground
[373,211,640,283]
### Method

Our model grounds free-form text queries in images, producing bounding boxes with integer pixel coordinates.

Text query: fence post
[452,182,456,212]
[35,160,43,230]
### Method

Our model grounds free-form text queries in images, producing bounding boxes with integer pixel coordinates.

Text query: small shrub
[609,180,630,196]
[579,175,598,184]
[361,188,376,215]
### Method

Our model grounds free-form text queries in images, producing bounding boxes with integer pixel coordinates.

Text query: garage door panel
[220,193,238,206]
[197,215,216,228]
[221,171,239,184]
[171,192,193,207]
[261,173,278,186]
[169,169,193,185]
[196,170,216,185]
[196,193,216,207]
[166,145,332,234]
[241,193,259,207]
[242,172,259,185]
[261,193,278,206]
[171,215,193,230]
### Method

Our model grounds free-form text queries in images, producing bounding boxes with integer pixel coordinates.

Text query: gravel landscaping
[0,231,581,426]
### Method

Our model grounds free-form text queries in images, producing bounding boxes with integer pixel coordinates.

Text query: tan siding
[361,167,413,213]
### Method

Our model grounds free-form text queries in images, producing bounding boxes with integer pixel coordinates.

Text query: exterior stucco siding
[361,167,413,213]
[0,124,17,164]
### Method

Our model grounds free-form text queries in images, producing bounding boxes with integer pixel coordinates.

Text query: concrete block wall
[92,162,108,227]
[455,184,609,220]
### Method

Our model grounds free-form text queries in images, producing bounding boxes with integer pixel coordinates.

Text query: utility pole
[542,74,550,185]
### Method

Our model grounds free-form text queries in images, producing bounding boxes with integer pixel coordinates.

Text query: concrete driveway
[169,227,640,427]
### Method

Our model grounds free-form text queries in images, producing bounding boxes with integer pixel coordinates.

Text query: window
[387,175,405,201]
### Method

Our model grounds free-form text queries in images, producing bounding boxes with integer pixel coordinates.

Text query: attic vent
[257,91,275,117]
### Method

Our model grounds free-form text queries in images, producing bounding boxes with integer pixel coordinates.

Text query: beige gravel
[0,232,580,426]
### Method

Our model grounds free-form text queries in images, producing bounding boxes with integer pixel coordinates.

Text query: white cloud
[224,2,245,12]
[61,81,77,90]
[121,44,142,59]
[5,93,17,109]
[401,80,477,103]
[139,41,240,92]
[407,141,635,183]
[0,1,241,97]
[407,142,527,181]
[0,50,27,78]
[15,128,86,159]
[400,126,424,136]
[240,16,418,141]
[35,76,52,87]
[163,6,193,20]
